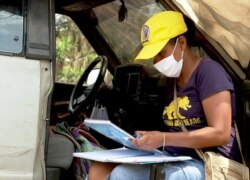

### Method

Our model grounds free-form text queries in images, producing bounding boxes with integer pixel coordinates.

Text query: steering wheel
[68,56,108,114]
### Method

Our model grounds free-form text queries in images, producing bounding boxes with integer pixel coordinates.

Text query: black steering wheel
[68,56,108,114]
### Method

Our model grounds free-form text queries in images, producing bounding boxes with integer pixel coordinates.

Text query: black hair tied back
[183,15,203,47]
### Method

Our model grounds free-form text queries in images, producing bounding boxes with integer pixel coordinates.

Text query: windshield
[92,0,247,81]
[0,1,23,54]
[93,0,165,64]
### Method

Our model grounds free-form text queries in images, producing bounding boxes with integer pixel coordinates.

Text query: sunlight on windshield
[86,69,99,85]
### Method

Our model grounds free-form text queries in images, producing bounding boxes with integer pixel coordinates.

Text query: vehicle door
[0,0,54,179]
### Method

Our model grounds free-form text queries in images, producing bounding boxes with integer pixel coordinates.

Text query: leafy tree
[55,14,97,83]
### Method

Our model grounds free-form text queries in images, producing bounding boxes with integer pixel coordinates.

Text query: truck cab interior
[48,0,250,179]
[0,0,249,179]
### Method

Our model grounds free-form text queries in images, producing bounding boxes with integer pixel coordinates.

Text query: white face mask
[154,38,184,77]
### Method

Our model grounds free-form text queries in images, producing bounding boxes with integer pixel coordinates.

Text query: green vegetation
[55,14,97,84]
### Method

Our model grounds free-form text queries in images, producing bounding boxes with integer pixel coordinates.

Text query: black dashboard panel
[113,64,166,104]
[112,64,167,132]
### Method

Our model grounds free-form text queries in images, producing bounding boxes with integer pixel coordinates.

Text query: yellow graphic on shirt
[164,96,191,119]
[163,96,201,127]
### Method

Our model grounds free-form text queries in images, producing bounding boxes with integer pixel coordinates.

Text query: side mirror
[85,68,100,86]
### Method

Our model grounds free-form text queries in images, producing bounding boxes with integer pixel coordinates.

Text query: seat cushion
[47,133,74,170]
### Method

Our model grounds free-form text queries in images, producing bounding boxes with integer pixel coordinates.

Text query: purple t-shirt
[163,58,240,161]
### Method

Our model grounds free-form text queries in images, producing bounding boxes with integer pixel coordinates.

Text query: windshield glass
[93,0,165,64]
[0,1,23,54]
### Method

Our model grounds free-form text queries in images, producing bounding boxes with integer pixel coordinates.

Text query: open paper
[74,147,192,164]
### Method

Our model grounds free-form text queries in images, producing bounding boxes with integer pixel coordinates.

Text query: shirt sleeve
[196,59,234,100]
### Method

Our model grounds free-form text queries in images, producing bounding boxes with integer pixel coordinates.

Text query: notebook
[84,118,161,154]
[73,118,192,164]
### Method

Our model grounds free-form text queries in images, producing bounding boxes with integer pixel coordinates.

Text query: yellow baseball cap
[135,11,187,61]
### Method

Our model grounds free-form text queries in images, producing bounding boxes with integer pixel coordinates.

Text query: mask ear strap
[172,38,179,55]
[181,50,184,59]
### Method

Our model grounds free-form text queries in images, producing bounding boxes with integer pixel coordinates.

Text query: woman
[88,11,240,180]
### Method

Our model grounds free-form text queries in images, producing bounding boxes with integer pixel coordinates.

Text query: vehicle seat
[46,133,75,180]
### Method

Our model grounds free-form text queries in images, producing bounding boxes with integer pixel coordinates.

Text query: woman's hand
[130,131,164,151]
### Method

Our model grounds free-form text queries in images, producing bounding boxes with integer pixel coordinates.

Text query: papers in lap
[73,147,192,164]
[73,119,192,164]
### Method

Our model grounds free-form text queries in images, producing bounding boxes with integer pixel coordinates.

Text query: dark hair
[169,14,202,47]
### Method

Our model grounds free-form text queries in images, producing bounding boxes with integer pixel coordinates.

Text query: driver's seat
[46,133,75,180]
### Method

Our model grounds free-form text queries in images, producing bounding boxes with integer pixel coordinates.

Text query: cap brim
[134,40,168,62]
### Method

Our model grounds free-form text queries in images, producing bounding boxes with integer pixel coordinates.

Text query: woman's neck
[177,52,201,88]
